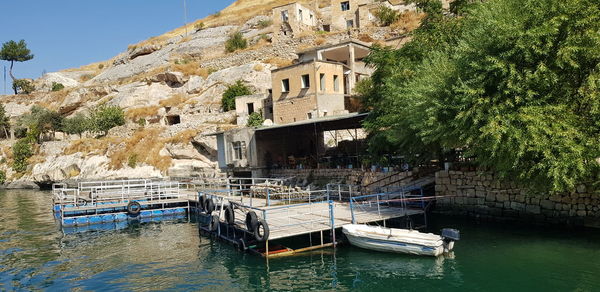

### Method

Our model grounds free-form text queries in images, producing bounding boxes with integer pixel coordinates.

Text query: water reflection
[1,190,599,291]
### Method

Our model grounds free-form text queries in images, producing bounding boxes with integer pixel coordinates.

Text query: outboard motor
[441,228,460,253]
[441,228,460,241]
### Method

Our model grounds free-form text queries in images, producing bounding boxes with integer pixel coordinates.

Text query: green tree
[374,6,399,26]
[12,79,34,94]
[12,136,34,173]
[222,80,252,111]
[246,112,265,127]
[225,31,247,53]
[89,105,125,136]
[0,40,34,94]
[18,106,63,142]
[364,0,600,192]
[62,113,90,138]
[51,82,65,92]
[0,104,10,139]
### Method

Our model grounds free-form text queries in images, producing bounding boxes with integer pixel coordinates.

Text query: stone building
[235,93,274,126]
[272,39,372,124]
[272,2,318,42]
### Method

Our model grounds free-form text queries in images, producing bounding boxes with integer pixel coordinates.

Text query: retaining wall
[434,170,600,227]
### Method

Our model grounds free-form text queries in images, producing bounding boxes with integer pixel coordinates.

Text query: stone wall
[270,168,404,187]
[434,170,600,227]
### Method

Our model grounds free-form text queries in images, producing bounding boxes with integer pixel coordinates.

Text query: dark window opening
[269,107,273,114]
[341,1,350,11]
[323,25,331,32]
[247,103,255,114]
[301,74,310,89]
[166,115,181,125]
[281,79,290,92]
[232,141,246,160]
[346,20,354,28]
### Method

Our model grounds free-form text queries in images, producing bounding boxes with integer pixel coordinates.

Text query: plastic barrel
[100,214,115,223]
[89,216,103,225]
[114,213,128,221]
[63,218,76,227]
[75,217,90,226]
[151,210,163,217]
[140,211,152,218]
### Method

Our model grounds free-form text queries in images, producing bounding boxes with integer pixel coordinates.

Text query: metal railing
[52,179,183,207]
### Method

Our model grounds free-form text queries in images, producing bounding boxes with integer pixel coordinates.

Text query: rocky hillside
[0,0,421,188]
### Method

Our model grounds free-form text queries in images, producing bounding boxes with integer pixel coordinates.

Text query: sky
[0,0,234,90]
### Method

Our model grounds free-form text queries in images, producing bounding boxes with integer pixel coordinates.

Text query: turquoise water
[1,190,599,291]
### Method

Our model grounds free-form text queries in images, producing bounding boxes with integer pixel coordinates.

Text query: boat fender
[245,211,258,231]
[126,201,142,216]
[199,194,206,212]
[253,219,269,242]
[205,198,215,215]
[224,204,235,225]
[208,214,220,232]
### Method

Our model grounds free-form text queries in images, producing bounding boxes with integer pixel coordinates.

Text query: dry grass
[171,61,212,78]
[264,57,294,68]
[358,34,375,43]
[109,128,171,171]
[126,106,160,121]
[315,37,326,45]
[159,94,187,108]
[253,63,264,71]
[391,11,425,33]
[166,129,200,144]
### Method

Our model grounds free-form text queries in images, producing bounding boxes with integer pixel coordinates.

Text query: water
[1,190,599,291]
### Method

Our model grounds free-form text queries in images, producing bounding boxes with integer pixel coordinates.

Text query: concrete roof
[296,39,372,55]
[255,112,369,132]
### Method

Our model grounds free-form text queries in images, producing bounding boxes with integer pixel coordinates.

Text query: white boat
[342,224,460,257]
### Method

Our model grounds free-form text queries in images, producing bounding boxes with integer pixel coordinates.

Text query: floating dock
[52,177,433,258]
[188,177,432,258]
[52,179,190,230]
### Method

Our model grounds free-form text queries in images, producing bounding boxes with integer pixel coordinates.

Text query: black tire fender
[224,204,235,225]
[205,198,215,215]
[208,214,220,232]
[199,194,206,211]
[127,201,142,216]
[245,211,258,231]
[254,219,269,242]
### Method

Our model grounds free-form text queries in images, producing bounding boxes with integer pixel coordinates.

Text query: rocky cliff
[0,0,416,188]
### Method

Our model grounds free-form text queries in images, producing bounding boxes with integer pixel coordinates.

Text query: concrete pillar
[348,44,356,94]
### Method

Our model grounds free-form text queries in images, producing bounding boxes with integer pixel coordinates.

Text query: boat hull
[342,225,453,257]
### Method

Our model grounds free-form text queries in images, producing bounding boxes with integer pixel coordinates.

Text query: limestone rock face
[109,82,176,109]
[35,72,80,91]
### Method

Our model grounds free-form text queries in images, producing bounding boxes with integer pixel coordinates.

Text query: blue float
[75,217,89,226]
[114,213,128,221]
[89,216,103,225]
[63,218,76,227]
[151,210,163,217]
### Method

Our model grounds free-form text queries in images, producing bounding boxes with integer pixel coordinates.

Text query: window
[310,14,314,22]
[333,75,339,92]
[320,73,326,91]
[299,9,303,21]
[301,74,310,89]
[346,20,354,28]
[323,111,328,116]
[341,1,350,11]
[281,79,290,92]
[307,112,313,119]
[281,10,289,22]
[268,107,273,114]
[232,141,246,160]
[247,103,254,114]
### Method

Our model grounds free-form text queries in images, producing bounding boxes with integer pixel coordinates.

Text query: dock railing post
[267,188,271,207]
[349,198,356,224]
[329,200,336,247]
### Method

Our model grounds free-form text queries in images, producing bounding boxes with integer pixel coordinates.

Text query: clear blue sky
[0,0,234,83]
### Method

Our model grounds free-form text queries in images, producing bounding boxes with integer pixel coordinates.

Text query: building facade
[272,2,318,42]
